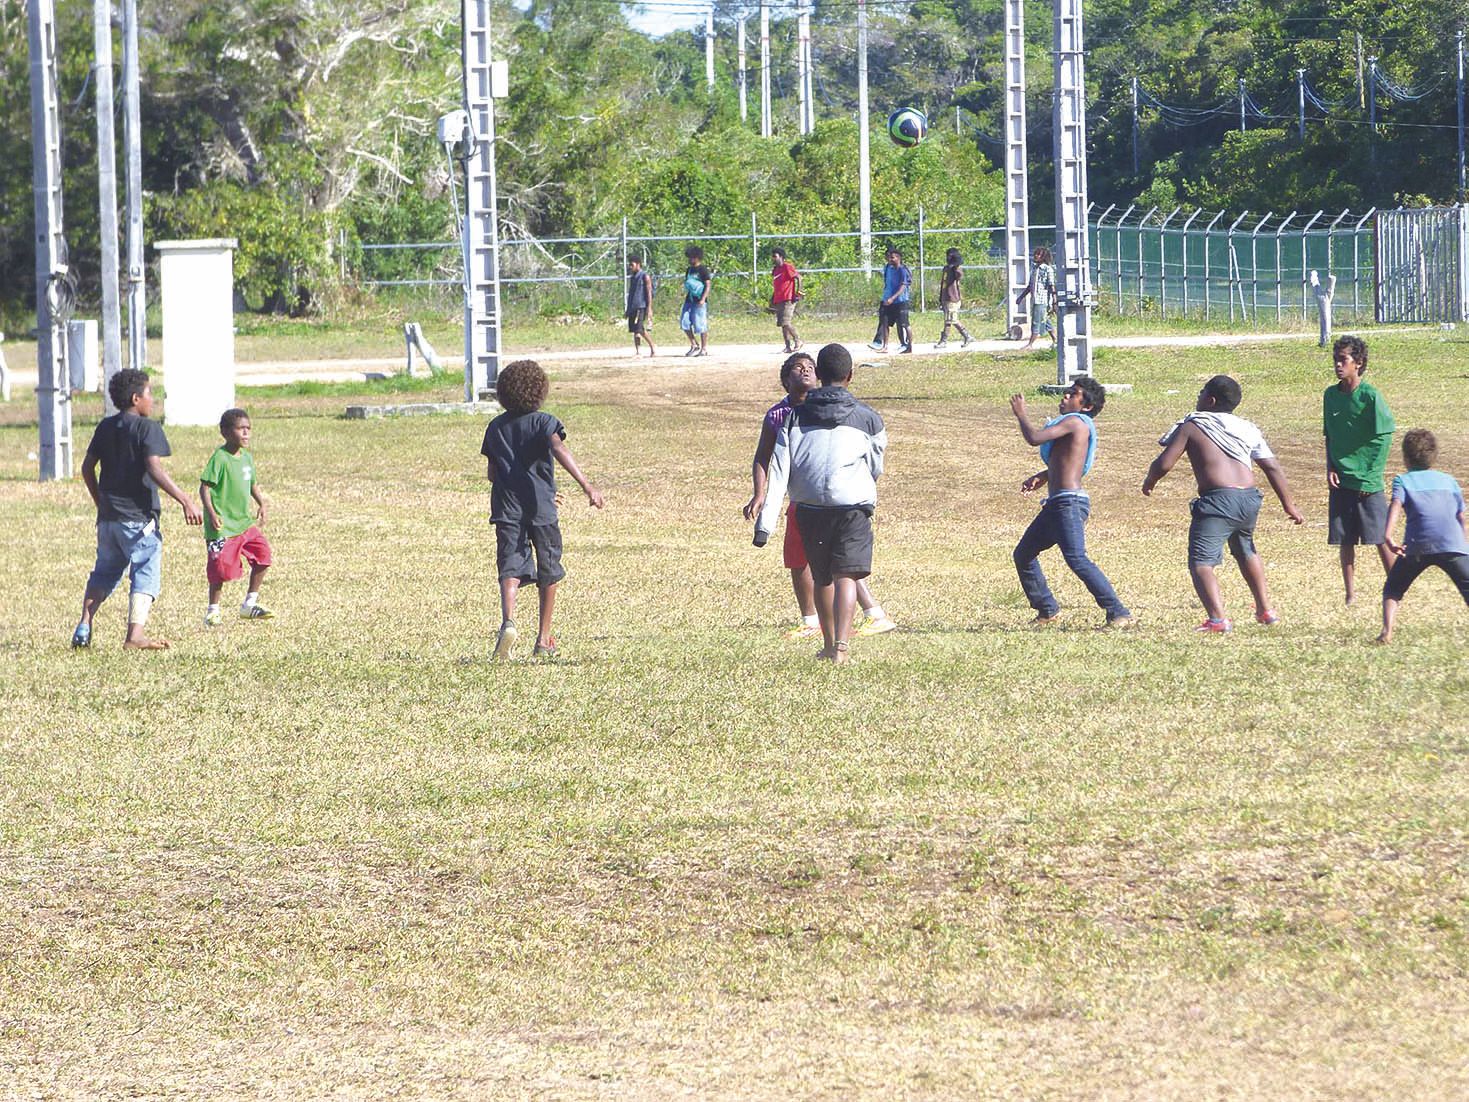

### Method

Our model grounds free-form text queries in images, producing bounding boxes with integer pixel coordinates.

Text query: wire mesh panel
[1374,207,1464,323]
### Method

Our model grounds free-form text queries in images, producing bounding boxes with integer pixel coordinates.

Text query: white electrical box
[490,60,509,99]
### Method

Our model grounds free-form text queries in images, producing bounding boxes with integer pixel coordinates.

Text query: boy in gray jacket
[755,344,886,663]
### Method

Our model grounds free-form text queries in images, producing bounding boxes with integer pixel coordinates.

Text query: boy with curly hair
[481,360,604,660]
[200,408,274,626]
[1376,428,1469,643]
[72,368,202,650]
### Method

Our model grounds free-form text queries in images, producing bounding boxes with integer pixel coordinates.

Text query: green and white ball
[887,108,928,148]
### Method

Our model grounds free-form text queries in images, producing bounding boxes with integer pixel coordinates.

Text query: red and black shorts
[206,526,272,585]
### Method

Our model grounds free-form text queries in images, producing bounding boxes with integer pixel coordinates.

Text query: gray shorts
[495,520,565,587]
[1328,486,1388,546]
[1188,487,1263,566]
[774,301,796,327]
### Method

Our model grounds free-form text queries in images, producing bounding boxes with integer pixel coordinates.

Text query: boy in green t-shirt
[199,408,273,626]
[1324,335,1398,603]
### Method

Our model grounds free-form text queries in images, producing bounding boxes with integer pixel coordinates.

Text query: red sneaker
[1196,618,1233,633]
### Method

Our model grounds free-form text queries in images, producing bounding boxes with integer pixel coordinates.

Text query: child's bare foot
[815,646,836,661]
[832,642,851,664]
[1373,632,1391,645]
[123,636,170,650]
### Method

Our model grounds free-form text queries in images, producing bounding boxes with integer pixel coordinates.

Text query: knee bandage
[128,592,154,627]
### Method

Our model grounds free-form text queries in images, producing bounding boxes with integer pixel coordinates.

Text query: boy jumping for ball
[201,408,274,626]
[1010,379,1133,629]
[744,351,896,639]
[1376,429,1469,643]
[755,344,886,663]
[1142,375,1304,631]
[1324,335,1398,603]
[72,368,202,650]
[482,359,604,659]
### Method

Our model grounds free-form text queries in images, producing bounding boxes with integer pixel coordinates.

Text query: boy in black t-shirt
[73,368,202,650]
[481,360,604,659]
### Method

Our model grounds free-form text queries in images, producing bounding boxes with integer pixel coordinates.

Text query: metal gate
[1374,206,1468,323]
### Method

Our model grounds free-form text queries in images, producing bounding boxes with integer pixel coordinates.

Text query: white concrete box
[67,319,99,393]
[155,239,237,427]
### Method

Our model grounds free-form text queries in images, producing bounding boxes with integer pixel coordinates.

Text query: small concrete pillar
[67,320,100,394]
[155,238,237,426]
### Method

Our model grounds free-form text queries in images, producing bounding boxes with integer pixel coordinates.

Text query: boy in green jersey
[1324,336,1398,603]
[199,408,273,625]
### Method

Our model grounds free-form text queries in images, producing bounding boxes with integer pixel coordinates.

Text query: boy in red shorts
[200,408,273,626]
[744,351,896,639]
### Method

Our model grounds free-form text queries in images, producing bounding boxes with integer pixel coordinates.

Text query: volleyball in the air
[887,108,928,148]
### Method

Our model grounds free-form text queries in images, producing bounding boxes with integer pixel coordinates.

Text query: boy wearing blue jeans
[1010,379,1133,629]
[73,368,202,650]
[1376,429,1469,643]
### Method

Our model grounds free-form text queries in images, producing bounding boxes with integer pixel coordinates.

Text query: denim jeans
[87,518,163,599]
[1012,493,1129,619]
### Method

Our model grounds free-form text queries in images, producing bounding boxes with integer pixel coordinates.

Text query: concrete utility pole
[1458,32,1465,202]
[29,0,73,479]
[1003,0,1030,338]
[1297,68,1307,140]
[93,0,122,403]
[857,0,871,276]
[1238,77,1247,132]
[123,0,145,377]
[759,1,771,138]
[462,0,506,396]
[705,8,714,92]
[795,2,808,134]
[799,2,815,133]
[1051,0,1094,381]
[1130,75,1139,175]
[738,19,747,122]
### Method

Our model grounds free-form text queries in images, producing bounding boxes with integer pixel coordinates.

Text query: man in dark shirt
[625,257,656,358]
[73,369,202,650]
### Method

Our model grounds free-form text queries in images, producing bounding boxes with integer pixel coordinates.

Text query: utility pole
[801,3,815,133]
[705,8,714,92]
[28,0,73,479]
[1130,75,1139,175]
[738,19,747,122]
[1457,32,1465,201]
[857,0,871,276]
[795,1,809,134]
[93,0,122,402]
[122,0,145,377]
[462,0,505,396]
[1238,77,1247,132]
[1368,55,1377,169]
[760,1,771,138]
[1003,0,1030,339]
[1052,0,1094,381]
[1297,68,1306,141]
[1356,33,1365,109]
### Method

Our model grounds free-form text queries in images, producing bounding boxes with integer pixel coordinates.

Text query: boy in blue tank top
[1009,378,1133,629]
[1376,428,1469,643]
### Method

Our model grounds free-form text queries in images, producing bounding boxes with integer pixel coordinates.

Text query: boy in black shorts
[1324,335,1397,602]
[754,344,886,663]
[481,360,604,659]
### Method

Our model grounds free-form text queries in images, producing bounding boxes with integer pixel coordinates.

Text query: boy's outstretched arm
[147,455,202,524]
[1256,457,1304,523]
[744,419,779,520]
[1142,428,1189,495]
[549,436,604,508]
[754,426,791,544]
[1382,497,1405,556]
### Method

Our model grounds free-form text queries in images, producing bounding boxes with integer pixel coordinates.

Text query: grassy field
[1,331,1467,1098]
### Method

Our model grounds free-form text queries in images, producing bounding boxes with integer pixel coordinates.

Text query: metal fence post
[1094,204,1115,312]
[1180,209,1201,316]
[620,216,628,314]
[1227,211,1249,324]
[1137,206,1157,313]
[917,203,926,312]
[1204,211,1224,321]
[1324,209,1347,318]
[1115,204,1134,314]
[1298,211,1322,322]
[1158,207,1179,317]
[1353,208,1376,321]
[1248,212,1271,326]
[751,212,758,285]
[1273,212,1296,325]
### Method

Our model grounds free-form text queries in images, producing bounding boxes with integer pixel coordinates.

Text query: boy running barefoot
[482,360,604,660]
[1376,429,1469,643]
[743,352,897,639]
[1010,380,1133,629]
[755,344,886,663]
[1324,335,1397,602]
[1142,375,1304,632]
[625,257,656,358]
[201,408,274,625]
[73,368,202,650]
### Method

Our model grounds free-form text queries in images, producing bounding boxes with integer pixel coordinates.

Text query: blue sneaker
[71,623,92,649]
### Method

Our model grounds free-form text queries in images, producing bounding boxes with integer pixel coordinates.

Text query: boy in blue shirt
[1010,379,1133,629]
[868,248,913,354]
[72,368,202,650]
[1376,429,1468,643]
[482,360,604,660]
